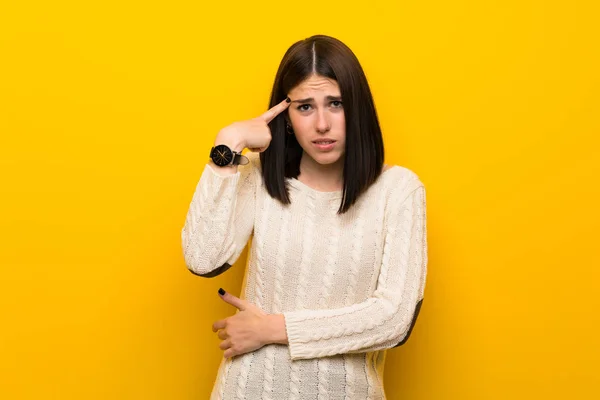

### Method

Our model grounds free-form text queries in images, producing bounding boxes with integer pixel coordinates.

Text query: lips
[312,139,337,151]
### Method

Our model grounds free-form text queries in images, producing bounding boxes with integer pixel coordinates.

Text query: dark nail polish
[285,97,291,103]
[218,288,225,296]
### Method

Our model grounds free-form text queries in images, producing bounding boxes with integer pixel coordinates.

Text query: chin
[306,150,344,165]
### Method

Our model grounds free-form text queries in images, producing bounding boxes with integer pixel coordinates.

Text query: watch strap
[232,151,249,165]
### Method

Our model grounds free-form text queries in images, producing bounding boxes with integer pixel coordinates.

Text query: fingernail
[285,96,291,103]
[218,288,225,296]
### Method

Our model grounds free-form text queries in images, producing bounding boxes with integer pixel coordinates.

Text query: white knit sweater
[181,152,428,399]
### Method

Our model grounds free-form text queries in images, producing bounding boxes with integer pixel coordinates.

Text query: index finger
[219,291,247,311]
[258,97,291,124]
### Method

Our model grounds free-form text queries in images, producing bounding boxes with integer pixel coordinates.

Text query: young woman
[181,34,428,399]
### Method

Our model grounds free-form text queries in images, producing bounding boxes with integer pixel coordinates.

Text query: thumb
[218,288,247,311]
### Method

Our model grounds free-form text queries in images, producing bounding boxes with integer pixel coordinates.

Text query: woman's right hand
[215,97,291,153]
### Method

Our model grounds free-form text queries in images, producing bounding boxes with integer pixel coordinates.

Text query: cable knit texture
[181,152,428,399]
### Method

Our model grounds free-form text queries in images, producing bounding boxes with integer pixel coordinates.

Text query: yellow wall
[1,1,598,398]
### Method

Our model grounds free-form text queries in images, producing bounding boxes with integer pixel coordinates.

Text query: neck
[298,152,344,192]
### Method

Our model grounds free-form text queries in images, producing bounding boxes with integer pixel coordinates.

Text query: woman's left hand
[212,289,287,358]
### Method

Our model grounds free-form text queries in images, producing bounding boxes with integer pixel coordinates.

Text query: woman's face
[287,74,346,166]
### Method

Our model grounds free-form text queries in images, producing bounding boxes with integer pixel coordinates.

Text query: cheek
[328,112,346,141]
[289,115,311,137]
[334,112,346,131]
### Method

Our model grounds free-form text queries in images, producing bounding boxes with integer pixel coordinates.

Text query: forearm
[181,141,256,276]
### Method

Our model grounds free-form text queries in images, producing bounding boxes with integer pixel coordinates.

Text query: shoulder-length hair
[260,34,385,214]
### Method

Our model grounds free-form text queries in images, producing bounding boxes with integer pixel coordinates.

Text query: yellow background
[1,0,598,398]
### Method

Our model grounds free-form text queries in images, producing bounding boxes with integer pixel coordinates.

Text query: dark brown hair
[260,35,385,214]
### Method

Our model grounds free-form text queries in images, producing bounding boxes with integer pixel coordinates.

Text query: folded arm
[282,184,428,360]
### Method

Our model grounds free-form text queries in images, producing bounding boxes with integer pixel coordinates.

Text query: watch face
[211,145,233,166]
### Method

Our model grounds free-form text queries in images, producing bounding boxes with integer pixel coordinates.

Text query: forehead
[289,74,340,96]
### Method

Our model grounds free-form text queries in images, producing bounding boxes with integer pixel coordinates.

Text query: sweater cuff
[198,162,243,198]
[203,162,241,180]
[283,311,317,360]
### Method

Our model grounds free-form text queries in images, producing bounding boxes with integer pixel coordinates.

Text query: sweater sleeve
[181,154,258,277]
[282,183,428,360]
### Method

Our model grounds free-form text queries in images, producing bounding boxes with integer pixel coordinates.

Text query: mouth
[312,139,337,151]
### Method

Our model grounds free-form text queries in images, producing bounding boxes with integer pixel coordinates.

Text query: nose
[315,108,331,133]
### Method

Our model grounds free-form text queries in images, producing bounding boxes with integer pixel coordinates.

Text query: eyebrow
[291,95,342,103]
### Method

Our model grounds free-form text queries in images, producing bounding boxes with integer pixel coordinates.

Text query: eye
[331,100,343,108]
[297,104,312,112]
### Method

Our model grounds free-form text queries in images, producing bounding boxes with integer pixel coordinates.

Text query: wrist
[262,314,288,345]
[215,130,246,153]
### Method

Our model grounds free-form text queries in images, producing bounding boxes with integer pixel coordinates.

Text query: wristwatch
[210,144,249,167]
